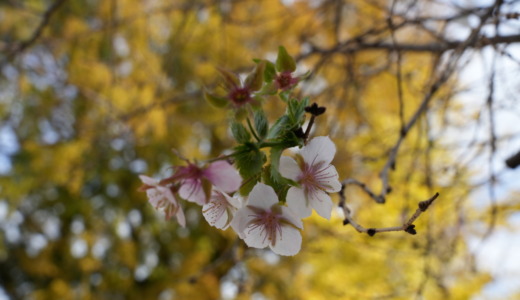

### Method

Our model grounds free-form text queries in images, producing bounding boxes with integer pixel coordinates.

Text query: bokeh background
[1,0,520,299]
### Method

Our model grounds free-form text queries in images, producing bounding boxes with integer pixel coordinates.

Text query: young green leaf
[204,90,228,108]
[231,122,251,143]
[254,110,269,139]
[264,60,277,83]
[245,61,266,92]
[276,46,296,73]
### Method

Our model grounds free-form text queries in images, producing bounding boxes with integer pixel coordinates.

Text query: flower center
[247,210,282,242]
[276,72,293,89]
[229,87,251,105]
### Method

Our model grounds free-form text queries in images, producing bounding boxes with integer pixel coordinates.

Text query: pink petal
[279,156,301,181]
[286,187,312,219]
[301,136,336,165]
[247,183,279,210]
[309,189,333,220]
[269,225,302,256]
[179,179,206,205]
[204,161,242,193]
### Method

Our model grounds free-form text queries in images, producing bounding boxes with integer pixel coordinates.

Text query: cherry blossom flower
[231,183,303,256]
[175,160,242,205]
[279,136,342,220]
[202,189,242,229]
[139,175,186,227]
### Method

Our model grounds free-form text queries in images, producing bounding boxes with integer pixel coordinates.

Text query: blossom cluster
[139,47,341,256]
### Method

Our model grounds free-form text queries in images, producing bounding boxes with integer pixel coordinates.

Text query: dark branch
[2,0,68,63]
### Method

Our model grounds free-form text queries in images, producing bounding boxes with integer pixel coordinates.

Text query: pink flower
[202,189,242,229]
[231,183,303,256]
[279,136,342,220]
[139,175,186,227]
[176,161,242,205]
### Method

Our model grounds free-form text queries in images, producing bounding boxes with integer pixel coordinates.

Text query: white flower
[279,136,342,220]
[202,189,242,229]
[139,175,186,227]
[231,183,303,256]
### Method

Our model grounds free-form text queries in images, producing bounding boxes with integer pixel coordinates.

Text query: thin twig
[339,184,439,236]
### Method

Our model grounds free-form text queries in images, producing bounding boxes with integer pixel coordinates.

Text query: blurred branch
[339,182,439,236]
[2,0,68,65]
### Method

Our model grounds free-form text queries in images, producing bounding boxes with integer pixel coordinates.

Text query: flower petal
[247,183,278,210]
[286,187,312,219]
[280,205,303,229]
[176,206,186,227]
[316,164,342,193]
[310,189,334,220]
[202,190,235,229]
[179,179,206,205]
[243,222,271,249]
[301,136,336,165]
[204,161,242,193]
[279,156,301,181]
[139,175,159,186]
[230,209,248,239]
[269,224,302,256]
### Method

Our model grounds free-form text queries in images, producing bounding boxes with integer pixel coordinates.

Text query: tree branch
[2,0,68,63]
[339,184,440,236]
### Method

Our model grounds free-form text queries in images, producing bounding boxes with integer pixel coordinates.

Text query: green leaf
[269,146,284,183]
[264,60,277,83]
[276,46,296,72]
[204,90,228,108]
[279,89,291,102]
[287,97,309,126]
[231,122,251,143]
[234,144,266,178]
[267,115,290,140]
[254,110,268,139]
[245,61,265,92]
[239,173,261,196]
[217,67,240,89]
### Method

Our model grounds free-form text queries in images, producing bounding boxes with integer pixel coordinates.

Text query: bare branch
[339,185,440,236]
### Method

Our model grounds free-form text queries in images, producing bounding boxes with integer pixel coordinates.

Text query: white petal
[230,207,249,239]
[247,183,278,210]
[176,206,186,227]
[315,164,341,193]
[243,223,270,249]
[158,186,177,205]
[270,225,302,256]
[286,187,312,219]
[310,189,333,220]
[202,202,225,229]
[279,156,301,181]
[179,179,206,205]
[301,136,336,165]
[139,175,159,186]
[146,189,163,208]
[204,161,242,192]
[214,210,229,229]
[280,206,303,229]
